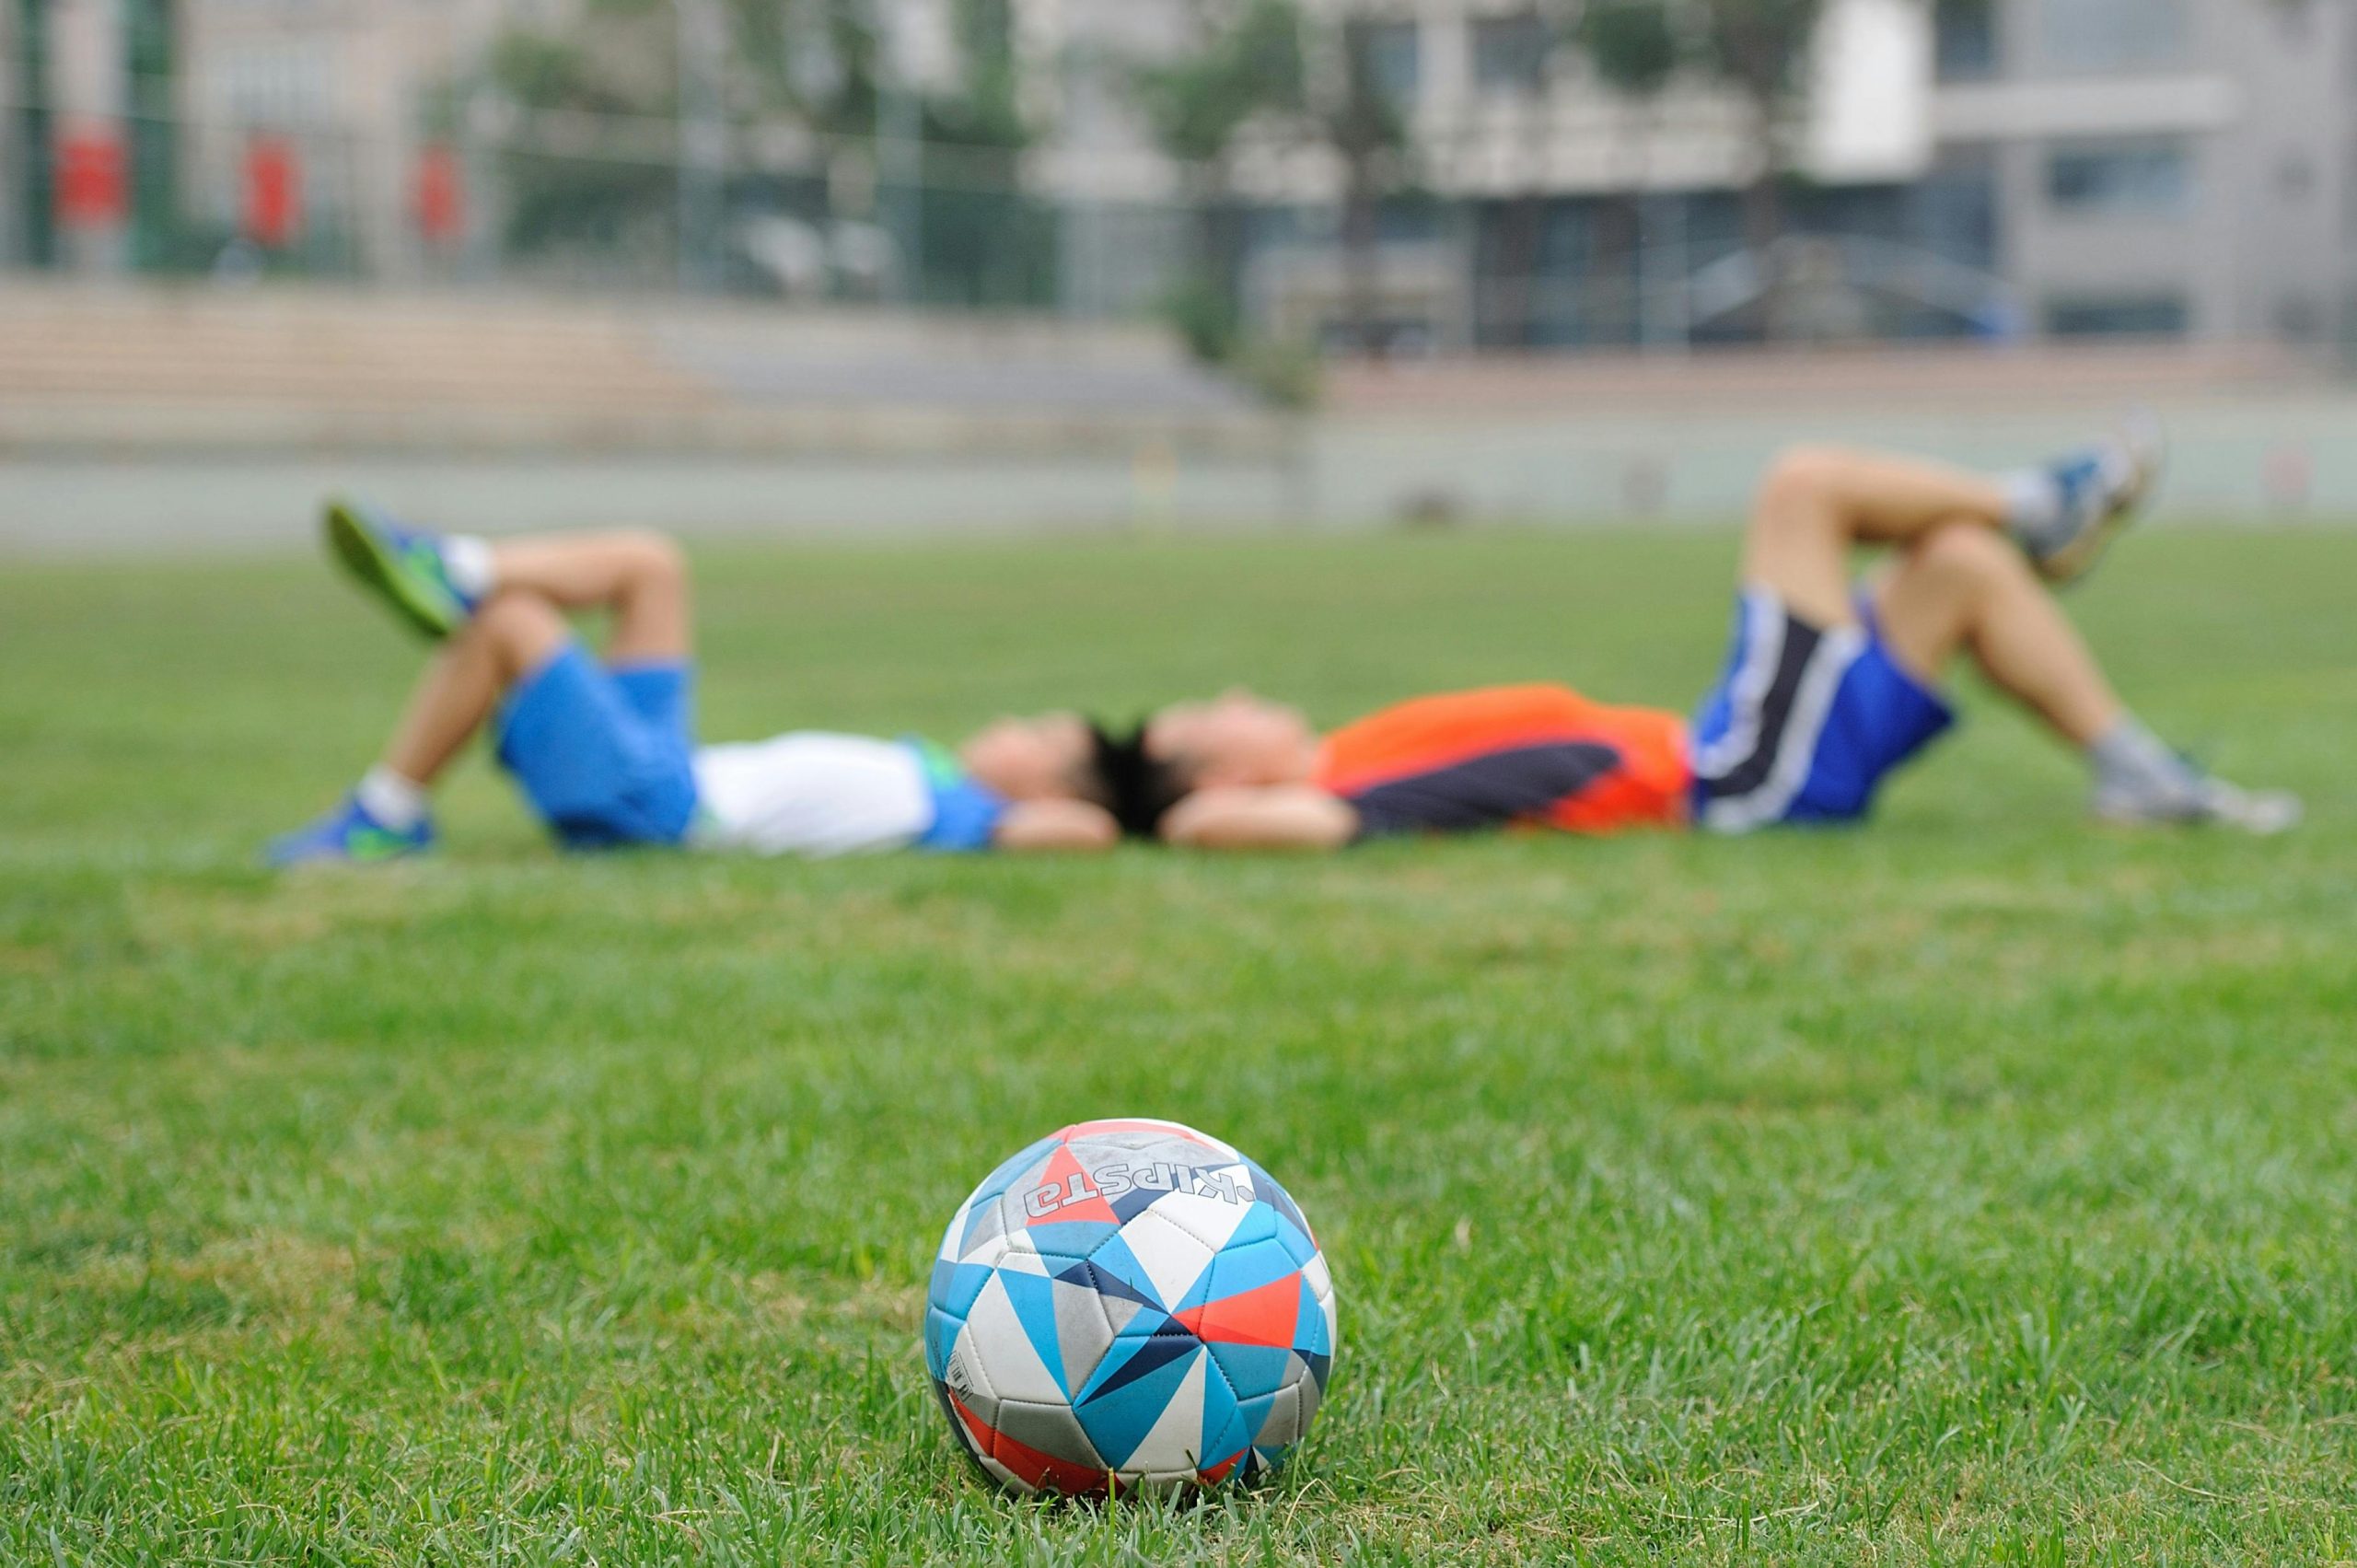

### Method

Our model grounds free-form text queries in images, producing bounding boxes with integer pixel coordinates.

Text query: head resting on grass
[1140,690,1322,818]
[955,713,1150,851]
[1086,722,1190,839]
[960,699,1313,838]
[958,712,1112,806]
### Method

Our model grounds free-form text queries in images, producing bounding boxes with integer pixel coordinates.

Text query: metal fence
[4,92,1097,304]
[4,87,2307,360]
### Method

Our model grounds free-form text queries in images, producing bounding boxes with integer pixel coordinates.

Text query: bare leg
[380,592,570,786]
[1725,445,2296,831]
[273,526,712,860]
[1872,524,2123,747]
[487,529,691,664]
[1744,446,2013,626]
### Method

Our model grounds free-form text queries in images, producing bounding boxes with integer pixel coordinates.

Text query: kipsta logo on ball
[924,1118,1336,1496]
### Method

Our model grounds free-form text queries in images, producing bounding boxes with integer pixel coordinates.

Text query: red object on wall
[56,132,129,229]
[413,144,465,247]
[243,136,304,249]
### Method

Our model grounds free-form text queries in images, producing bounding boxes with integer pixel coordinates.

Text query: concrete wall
[2218,0,2355,342]
[9,356,2356,553]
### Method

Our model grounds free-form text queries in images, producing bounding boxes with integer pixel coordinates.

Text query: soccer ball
[924,1118,1336,1496]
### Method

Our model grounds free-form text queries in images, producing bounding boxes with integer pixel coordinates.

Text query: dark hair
[1086,721,1189,839]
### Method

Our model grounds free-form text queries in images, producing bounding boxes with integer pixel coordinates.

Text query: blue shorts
[1689,588,1956,832]
[497,644,700,850]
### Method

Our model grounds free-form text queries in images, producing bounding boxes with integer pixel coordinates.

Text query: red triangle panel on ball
[1173,1269,1303,1348]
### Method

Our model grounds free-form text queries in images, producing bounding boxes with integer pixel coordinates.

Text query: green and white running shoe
[324,497,483,640]
[266,794,435,867]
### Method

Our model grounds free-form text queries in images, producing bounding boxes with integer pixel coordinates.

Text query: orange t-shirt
[1313,684,1692,839]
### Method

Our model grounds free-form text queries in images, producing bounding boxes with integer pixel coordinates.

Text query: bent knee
[472,588,568,656]
[1754,445,1855,518]
[613,528,687,584]
[1911,520,2024,585]
[1748,448,1867,563]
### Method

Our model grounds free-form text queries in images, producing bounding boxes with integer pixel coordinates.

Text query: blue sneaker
[325,498,482,640]
[266,795,435,868]
[2030,414,2165,587]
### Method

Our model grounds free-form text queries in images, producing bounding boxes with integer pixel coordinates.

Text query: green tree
[1319,20,1411,356]
[1578,0,1681,93]
[1482,4,1573,349]
[1691,0,1826,263]
[482,21,678,264]
[1567,0,1829,339]
[915,0,1052,307]
[1576,0,1680,345]
[1130,0,1307,358]
[476,0,1039,297]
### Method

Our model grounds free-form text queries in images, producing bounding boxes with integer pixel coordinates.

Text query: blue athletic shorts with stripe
[497,643,700,850]
[1689,587,1956,832]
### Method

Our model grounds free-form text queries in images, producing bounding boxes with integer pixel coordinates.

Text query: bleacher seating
[0,284,1269,456]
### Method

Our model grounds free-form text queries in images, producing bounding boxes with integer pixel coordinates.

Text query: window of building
[1349,20,1422,111]
[1933,0,1999,81]
[2046,138,2192,217]
[2046,294,2189,338]
[2274,294,2325,343]
[1911,147,2001,270]
[2041,0,2188,73]
[1472,14,1552,95]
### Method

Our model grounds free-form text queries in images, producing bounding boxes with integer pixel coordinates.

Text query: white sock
[2087,717,2200,802]
[356,765,430,830]
[442,535,496,601]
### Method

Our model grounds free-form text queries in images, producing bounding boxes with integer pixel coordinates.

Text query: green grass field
[5,527,2354,1565]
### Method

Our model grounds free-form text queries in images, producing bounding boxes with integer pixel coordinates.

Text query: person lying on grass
[269,507,1124,865]
[1115,428,2303,850]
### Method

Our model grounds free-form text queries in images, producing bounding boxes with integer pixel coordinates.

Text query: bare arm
[992,798,1121,854]
[1161,786,1361,852]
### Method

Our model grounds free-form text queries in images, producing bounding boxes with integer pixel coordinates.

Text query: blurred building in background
[4,0,2354,358]
[8,0,543,278]
[1931,0,2354,347]
[1051,0,2354,354]
[10,0,2357,547]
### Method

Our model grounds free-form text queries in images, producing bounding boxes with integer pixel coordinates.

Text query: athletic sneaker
[265,795,435,867]
[2093,773,2305,836]
[325,498,482,640]
[2028,415,2165,587]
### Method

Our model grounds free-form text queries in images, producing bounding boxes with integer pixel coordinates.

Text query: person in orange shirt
[1108,433,2300,850]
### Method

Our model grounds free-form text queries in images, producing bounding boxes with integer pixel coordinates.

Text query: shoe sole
[325,500,459,640]
[2038,420,2165,588]
[2093,795,2304,836]
[2038,495,2140,588]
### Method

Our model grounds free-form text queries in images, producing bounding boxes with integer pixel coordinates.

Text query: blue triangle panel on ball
[1074,1342,1203,1469]
[1206,1341,1295,1403]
